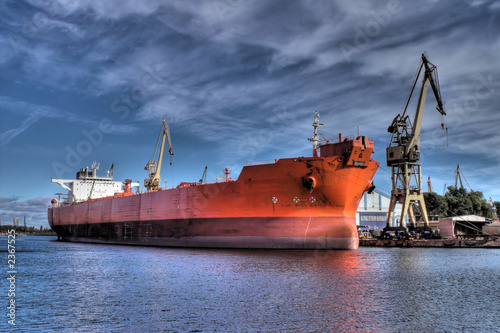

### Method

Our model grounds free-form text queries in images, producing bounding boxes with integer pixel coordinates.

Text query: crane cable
[443,115,449,147]
[401,60,424,118]
[151,124,163,162]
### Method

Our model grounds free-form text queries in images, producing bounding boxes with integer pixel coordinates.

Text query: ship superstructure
[51,162,139,204]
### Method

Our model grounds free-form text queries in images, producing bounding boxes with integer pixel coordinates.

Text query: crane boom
[144,118,174,191]
[427,176,433,193]
[406,54,446,157]
[384,53,447,234]
[199,165,208,184]
[454,164,472,191]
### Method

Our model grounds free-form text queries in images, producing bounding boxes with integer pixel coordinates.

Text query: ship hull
[50,216,358,249]
[49,139,379,250]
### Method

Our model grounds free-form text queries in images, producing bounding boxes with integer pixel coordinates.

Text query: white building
[356,189,398,231]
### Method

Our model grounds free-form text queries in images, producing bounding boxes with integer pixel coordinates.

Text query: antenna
[307,110,323,157]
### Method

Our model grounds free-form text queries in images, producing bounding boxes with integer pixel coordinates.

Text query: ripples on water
[2,236,499,332]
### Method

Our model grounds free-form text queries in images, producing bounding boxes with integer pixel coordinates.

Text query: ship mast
[308,110,323,157]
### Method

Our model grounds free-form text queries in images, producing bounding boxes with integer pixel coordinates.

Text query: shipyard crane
[144,118,174,191]
[427,176,433,193]
[454,164,473,191]
[384,53,447,233]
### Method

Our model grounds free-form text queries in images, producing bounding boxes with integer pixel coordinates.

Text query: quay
[360,238,500,248]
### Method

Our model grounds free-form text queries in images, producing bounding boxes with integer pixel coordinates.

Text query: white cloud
[0,114,41,147]
[0,196,53,227]
[27,0,165,20]
[2,0,500,202]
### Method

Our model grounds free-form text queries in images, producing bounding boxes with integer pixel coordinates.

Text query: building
[356,189,394,231]
[483,221,500,235]
[439,215,489,238]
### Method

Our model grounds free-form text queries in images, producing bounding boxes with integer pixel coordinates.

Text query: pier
[360,238,500,248]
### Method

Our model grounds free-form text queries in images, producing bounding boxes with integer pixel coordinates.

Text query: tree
[480,201,494,219]
[445,186,472,216]
[424,192,448,219]
[444,186,494,218]
[493,201,500,219]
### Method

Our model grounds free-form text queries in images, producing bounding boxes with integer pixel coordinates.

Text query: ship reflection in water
[13,236,500,332]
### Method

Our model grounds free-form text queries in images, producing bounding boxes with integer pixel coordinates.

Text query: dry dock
[360,238,500,248]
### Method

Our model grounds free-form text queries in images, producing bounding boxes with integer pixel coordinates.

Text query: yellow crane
[384,53,447,233]
[144,118,174,191]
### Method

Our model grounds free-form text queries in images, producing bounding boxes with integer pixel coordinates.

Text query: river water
[1,236,499,332]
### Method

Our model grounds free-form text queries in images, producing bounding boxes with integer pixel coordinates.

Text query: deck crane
[199,165,208,184]
[384,53,446,233]
[144,118,174,191]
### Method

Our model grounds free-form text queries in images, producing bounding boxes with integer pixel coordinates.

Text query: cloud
[0,97,72,146]
[1,0,499,200]
[0,196,53,227]
[0,97,90,146]
[0,113,41,146]
[26,0,165,20]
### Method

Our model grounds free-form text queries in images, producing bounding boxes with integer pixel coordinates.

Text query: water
[1,236,499,332]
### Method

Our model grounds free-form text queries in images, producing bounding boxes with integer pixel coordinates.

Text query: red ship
[48,112,379,249]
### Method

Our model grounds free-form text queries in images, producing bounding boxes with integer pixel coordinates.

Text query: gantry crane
[144,118,174,191]
[384,53,446,232]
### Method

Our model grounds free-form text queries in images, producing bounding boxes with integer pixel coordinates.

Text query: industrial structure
[454,164,472,191]
[357,189,391,231]
[51,162,138,204]
[384,53,447,234]
[439,215,490,238]
[144,118,174,191]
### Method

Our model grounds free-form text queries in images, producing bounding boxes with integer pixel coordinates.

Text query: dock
[359,238,500,248]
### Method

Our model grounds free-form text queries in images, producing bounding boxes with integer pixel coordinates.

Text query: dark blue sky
[1,0,499,227]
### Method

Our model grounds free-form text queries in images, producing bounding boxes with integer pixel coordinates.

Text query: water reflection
[8,237,500,332]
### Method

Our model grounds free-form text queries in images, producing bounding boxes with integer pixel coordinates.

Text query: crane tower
[384,54,446,232]
[144,118,174,191]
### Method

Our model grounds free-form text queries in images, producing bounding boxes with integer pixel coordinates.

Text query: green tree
[445,186,472,216]
[480,201,494,219]
[493,201,500,219]
[424,192,448,219]
[445,187,494,218]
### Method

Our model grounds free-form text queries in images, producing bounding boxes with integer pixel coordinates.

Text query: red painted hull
[48,139,379,249]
